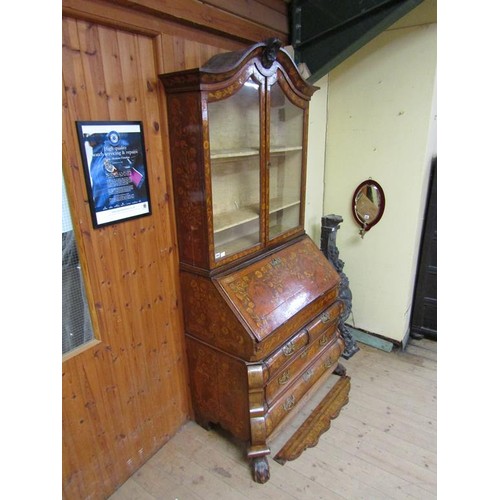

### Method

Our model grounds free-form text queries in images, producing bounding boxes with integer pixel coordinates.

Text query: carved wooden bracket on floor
[273,374,351,465]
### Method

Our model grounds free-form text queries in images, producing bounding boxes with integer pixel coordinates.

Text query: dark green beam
[290,0,424,83]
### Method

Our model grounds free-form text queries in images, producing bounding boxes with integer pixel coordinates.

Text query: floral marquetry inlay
[166,94,209,268]
[181,273,253,357]
[208,73,250,101]
[217,238,340,342]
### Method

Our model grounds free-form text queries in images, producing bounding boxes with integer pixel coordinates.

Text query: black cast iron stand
[320,214,359,359]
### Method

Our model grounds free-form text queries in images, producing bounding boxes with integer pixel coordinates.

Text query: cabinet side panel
[166,92,210,268]
[180,272,255,359]
[186,336,250,441]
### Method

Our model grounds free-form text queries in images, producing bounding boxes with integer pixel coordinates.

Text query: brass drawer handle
[283,341,295,357]
[271,257,281,267]
[320,312,331,324]
[303,368,314,382]
[278,370,291,385]
[283,395,295,412]
[323,357,334,369]
[319,334,329,346]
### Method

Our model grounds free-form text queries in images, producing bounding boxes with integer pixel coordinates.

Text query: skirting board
[345,325,394,352]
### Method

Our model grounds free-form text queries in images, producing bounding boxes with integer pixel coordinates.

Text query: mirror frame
[351,179,385,232]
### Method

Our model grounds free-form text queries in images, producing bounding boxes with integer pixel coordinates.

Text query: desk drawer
[263,300,343,381]
[265,327,340,403]
[264,335,344,437]
[263,328,308,381]
[306,301,343,342]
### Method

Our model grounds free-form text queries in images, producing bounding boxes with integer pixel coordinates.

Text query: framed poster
[76,121,152,228]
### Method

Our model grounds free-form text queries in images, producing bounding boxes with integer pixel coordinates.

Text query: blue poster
[76,121,151,228]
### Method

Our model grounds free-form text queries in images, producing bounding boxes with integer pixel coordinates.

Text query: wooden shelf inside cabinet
[270,196,300,214]
[210,145,302,162]
[211,148,260,160]
[270,146,302,155]
[214,206,260,233]
[214,234,260,257]
[213,196,300,234]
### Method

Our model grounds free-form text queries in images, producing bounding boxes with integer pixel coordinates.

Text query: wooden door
[62,19,195,499]
[410,157,437,339]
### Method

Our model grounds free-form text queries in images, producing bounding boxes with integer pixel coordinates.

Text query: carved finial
[262,38,282,68]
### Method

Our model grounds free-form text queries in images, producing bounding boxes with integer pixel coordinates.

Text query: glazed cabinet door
[207,75,265,263]
[267,72,308,242]
[206,69,309,267]
[160,40,318,272]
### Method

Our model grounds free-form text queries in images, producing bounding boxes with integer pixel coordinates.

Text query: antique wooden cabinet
[160,40,349,482]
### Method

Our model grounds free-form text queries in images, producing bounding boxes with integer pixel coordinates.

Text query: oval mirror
[352,179,385,235]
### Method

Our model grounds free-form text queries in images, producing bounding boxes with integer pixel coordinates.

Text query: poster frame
[75,120,152,229]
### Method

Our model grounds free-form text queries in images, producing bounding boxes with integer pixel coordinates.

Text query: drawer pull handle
[271,257,281,267]
[283,395,295,412]
[324,357,334,369]
[303,368,314,382]
[283,342,295,357]
[319,334,329,346]
[278,370,291,385]
[320,312,331,324]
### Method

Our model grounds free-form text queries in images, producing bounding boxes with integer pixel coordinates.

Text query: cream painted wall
[322,22,437,342]
[305,74,329,245]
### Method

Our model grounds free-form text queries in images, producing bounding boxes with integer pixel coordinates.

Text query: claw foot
[251,456,270,483]
[333,362,347,377]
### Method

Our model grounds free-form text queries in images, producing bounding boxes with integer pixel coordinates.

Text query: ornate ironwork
[320,214,359,359]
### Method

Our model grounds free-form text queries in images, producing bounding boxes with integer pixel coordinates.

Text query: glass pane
[269,81,304,239]
[62,177,94,355]
[208,80,261,260]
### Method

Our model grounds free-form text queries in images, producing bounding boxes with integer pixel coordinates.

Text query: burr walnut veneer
[160,40,349,482]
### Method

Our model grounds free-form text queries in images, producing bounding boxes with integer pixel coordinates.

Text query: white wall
[322,22,437,342]
[305,74,329,245]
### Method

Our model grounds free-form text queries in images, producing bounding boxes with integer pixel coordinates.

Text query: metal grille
[62,178,94,354]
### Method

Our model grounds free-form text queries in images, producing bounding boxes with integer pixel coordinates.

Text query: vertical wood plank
[63,18,92,120]
[76,21,110,120]
[97,25,128,118]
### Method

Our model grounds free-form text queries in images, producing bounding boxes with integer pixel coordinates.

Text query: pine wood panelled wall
[62,0,288,43]
[62,1,288,498]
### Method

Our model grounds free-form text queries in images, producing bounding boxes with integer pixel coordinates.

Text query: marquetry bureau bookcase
[160,39,350,483]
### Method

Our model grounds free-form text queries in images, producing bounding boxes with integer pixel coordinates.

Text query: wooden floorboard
[109,338,437,499]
